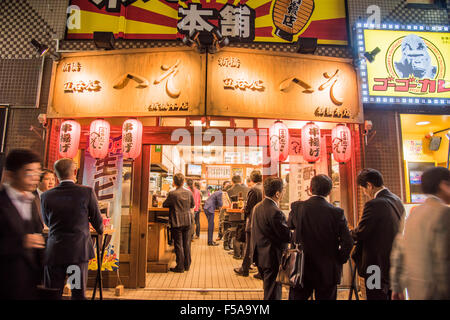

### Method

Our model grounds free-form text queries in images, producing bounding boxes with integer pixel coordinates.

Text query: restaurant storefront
[43,47,364,289]
[357,23,450,220]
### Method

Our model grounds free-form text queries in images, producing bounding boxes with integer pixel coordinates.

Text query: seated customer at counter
[163,173,195,273]
[203,181,231,246]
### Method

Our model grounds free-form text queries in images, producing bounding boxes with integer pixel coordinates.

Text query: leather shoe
[253,273,262,280]
[208,242,219,246]
[234,268,249,277]
[170,267,184,273]
[233,255,242,260]
[223,245,231,251]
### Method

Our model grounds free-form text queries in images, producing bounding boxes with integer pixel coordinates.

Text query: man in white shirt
[391,167,450,300]
[0,149,45,299]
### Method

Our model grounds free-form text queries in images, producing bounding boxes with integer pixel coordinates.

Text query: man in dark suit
[0,149,45,300]
[41,158,103,300]
[226,175,250,256]
[251,177,291,300]
[227,175,250,202]
[163,173,194,272]
[288,174,353,300]
[351,168,405,300]
[234,170,263,276]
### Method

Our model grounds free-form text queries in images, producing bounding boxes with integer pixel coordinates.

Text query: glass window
[120,161,133,254]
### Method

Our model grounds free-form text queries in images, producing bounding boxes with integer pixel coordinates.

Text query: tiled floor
[85,234,355,300]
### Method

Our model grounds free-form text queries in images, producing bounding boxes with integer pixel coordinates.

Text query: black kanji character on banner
[89,0,146,13]
[178,3,217,36]
[219,4,255,42]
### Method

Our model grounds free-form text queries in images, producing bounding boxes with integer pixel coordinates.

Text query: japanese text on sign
[64,80,101,93]
[223,78,264,91]
[60,122,73,152]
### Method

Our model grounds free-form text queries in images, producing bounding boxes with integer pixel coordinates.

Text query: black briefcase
[276,244,305,288]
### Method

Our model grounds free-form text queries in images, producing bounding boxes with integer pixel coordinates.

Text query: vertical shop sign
[83,136,123,271]
[289,136,328,204]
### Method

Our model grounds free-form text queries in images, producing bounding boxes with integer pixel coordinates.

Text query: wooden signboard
[207,48,363,123]
[47,48,206,118]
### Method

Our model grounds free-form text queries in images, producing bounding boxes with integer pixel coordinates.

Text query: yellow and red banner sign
[358,25,450,105]
[66,0,348,45]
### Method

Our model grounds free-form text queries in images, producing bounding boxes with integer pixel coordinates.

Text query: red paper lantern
[269,120,290,162]
[122,118,143,160]
[301,122,321,163]
[59,120,81,159]
[89,119,110,159]
[332,124,352,164]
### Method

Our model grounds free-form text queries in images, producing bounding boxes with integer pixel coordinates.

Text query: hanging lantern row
[89,119,111,159]
[269,120,290,162]
[59,120,81,159]
[301,122,321,163]
[122,118,143,160]
[331,124,352,164]
[270,120,352,164]
[58,118,143,160]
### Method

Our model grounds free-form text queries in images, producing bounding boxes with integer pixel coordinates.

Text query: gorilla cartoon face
[394,34,437,79]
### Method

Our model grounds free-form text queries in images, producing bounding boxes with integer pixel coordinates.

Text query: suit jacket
[41,181,103,265]
[163,187,194,228]
[244,182,263,232]
[288,197,354,287]
[251,198,291,269]
[352,188,404,284]
[227,183,250,202]
[0,185,44,299]
[390,196,450,299]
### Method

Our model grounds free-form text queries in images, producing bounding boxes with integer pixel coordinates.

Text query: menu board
[206,165,231,179]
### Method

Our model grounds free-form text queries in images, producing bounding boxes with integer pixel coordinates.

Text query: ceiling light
[416,121,431,126]
[296,37,318,54]
[30,39,61,61]
[93,31,115,50]
[31,39,49,56]
[363,47,380,63]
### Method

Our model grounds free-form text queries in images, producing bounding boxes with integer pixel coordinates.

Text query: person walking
[0,149,45,300]
[186,179,201,240]
[288,174,353,300]
[41,158,103,300]
[251,177,291,300]
[234,170,263,277]
[391,167,450,300]
[203,181,231,246]
[163,173,195,272]
[351,168,405,300]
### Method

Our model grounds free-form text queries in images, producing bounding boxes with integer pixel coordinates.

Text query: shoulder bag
[276,203,305,288]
